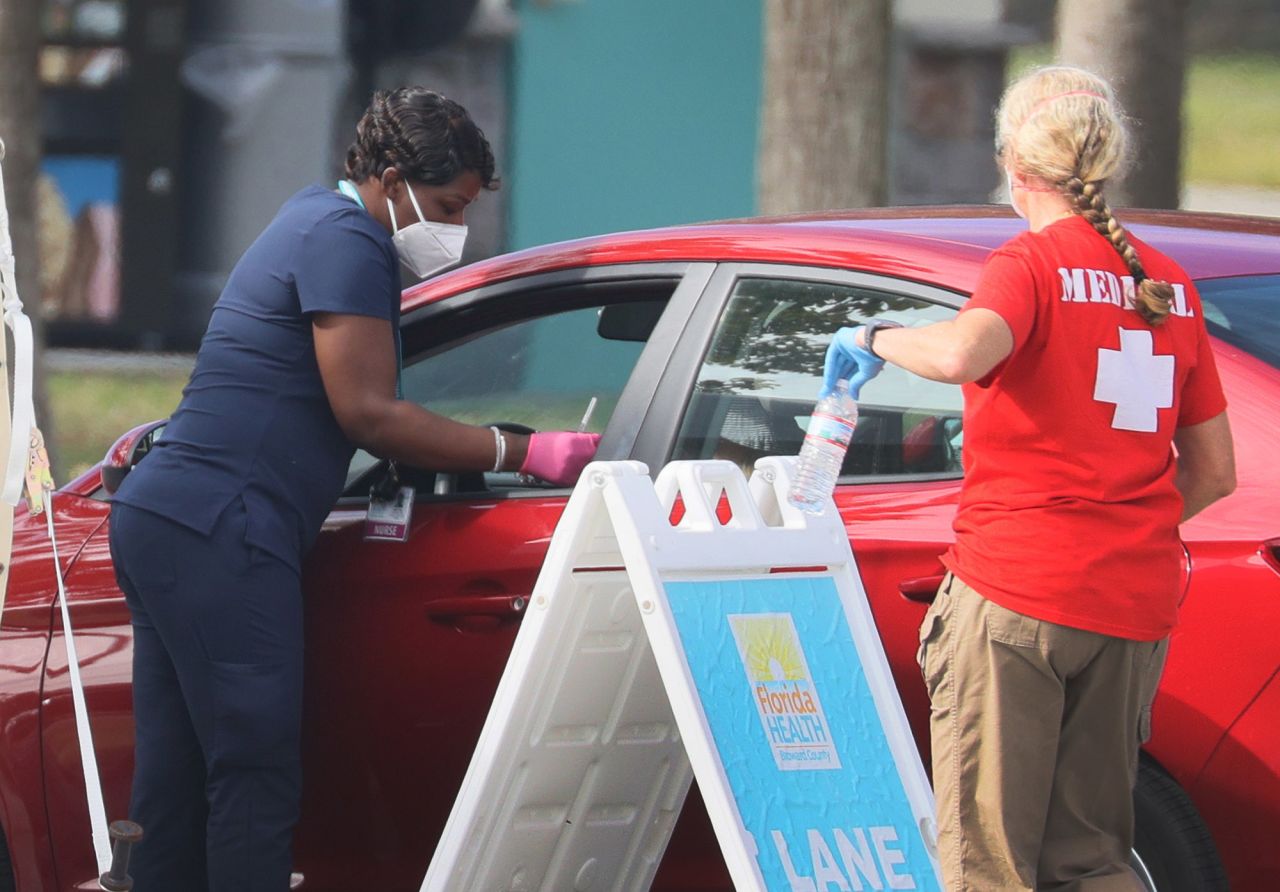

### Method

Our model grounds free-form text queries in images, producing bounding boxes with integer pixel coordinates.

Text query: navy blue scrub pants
[109,498,303,892]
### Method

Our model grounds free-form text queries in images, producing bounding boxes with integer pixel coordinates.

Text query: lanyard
[336,178,365,209]
[337,180,403,400]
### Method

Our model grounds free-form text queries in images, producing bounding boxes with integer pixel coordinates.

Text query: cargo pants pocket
[209,659,303,770]
[983,598,1040,649]
[1135,637,1170,746]
[916,573,952,699]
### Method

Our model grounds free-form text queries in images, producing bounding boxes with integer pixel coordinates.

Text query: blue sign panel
[665,576,940,891]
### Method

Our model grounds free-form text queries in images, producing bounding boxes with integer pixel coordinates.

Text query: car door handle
[425,595,528,620]
[898,574,946,603]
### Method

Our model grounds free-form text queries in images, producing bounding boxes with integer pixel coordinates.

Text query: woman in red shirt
[826,66,1236,890]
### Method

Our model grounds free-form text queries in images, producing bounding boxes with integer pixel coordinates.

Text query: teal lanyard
[337,180,403,400]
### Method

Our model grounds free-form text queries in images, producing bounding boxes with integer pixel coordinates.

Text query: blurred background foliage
[52,368,186,477]
[1184,54,1280,187]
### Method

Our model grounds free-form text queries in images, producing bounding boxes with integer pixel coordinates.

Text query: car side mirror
[597,300,665,342]
[101,419,167,496]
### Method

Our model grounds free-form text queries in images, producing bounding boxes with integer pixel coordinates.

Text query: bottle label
[804,412,855,448]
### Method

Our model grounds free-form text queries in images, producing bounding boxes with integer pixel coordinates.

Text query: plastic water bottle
[787,379,858,514]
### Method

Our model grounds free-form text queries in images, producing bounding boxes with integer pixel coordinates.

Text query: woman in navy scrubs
[108,87,599,891]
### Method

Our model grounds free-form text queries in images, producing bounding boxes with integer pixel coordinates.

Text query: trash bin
[172,0,351,346]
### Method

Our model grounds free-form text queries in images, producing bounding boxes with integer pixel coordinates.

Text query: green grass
[1184,54,1280,187]
[48,370,186,481]
[1007,47,1280,188]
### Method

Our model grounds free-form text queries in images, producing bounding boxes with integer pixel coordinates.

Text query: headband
[1024,90,1107,121]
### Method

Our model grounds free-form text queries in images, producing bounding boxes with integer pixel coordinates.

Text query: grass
[1007,48,1280,188]
[48,370,187,481]
[1184,54,1280,187]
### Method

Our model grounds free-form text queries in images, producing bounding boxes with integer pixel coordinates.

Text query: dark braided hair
[345,87,498,190]
[997,66,1170,326]
[1064,177,1172,325]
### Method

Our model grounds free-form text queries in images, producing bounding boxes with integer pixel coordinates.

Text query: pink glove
[519,432,601,486]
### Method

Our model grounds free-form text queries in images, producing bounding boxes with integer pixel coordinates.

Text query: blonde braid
[1063,177,1172,326]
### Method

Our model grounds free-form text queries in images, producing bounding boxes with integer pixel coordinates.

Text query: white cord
[47,494,113,875]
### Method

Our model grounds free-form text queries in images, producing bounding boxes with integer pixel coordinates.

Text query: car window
[1196,274,1280,370]
[672,277,963,479]
[345,299,660,491]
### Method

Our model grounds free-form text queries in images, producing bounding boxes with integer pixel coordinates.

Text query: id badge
[364,486,415,542]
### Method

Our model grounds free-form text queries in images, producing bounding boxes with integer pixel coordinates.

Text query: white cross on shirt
[1093,327,1175,433]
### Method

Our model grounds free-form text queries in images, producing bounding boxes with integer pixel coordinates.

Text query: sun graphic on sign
[729,614,806,682]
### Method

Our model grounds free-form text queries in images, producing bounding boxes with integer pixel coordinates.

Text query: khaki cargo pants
[917,573,1168,891]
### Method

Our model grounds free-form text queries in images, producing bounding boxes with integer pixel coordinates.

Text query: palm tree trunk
[1056,0,1188,209]
[759,0,892,213]
[0,0,58,475]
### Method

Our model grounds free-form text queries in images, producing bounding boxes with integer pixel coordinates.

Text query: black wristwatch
[864,320,904,360]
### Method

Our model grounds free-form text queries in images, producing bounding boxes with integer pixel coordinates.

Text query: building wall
[507,0,763,250]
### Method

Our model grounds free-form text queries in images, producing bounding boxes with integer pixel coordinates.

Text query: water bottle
[787,379,858,514]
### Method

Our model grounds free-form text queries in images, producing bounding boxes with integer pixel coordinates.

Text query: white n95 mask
[1006,170,1027,220]
[387,186,468,280]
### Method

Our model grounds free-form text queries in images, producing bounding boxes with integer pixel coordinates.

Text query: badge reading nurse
[730,613,841,771]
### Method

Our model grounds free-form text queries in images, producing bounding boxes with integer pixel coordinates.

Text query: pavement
[46,349,195,373]
[1181,183,1280,218]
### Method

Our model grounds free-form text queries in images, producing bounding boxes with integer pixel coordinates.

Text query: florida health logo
[729,613,841,772]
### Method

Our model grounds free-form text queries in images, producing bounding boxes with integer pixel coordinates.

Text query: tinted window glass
[1197,274,1280,369]
[402,305,644,428]
[345,299,661,491]
[673,277,963,478]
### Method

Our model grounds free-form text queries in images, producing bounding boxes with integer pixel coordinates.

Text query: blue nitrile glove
[821,326,884,399]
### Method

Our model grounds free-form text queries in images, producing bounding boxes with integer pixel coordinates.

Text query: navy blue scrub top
[114,185,400,573]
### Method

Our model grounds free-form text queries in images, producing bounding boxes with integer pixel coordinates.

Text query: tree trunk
[0,0,58,475]
[1055,0,1188,209]
[759,0,891,214]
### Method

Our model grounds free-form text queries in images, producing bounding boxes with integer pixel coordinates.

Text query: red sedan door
[289,262,719,891]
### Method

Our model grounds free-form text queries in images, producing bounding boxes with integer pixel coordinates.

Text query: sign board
[422,458,941,891]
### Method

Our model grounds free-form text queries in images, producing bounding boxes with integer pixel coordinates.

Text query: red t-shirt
[941,214,1227,640]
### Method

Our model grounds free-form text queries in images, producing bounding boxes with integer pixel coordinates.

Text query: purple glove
[519,432,602,486]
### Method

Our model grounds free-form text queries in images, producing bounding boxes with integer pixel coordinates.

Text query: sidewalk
[1182,183,1280,218]
[46,349,194,374]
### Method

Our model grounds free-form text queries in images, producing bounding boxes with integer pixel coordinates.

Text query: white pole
[0,138,15,624]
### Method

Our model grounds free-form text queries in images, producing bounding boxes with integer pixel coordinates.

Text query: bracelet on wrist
[489,426,506,473]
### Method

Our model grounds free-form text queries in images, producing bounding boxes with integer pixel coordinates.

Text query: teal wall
[508,0,764,250]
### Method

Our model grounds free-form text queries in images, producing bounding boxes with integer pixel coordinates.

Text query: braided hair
[1063,177,1172,325]
[996,67,1170,326]
[345,87,498,191]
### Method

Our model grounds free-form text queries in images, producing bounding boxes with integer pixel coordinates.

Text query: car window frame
[640,262,969,485]
[334,261,718,508]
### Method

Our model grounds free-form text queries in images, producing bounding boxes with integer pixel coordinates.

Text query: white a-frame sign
[422,458,942,892]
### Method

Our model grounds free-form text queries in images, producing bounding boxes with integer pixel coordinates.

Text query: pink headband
[1024,90,1107,120]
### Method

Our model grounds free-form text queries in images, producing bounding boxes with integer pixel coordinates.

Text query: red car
[0,207,1276,891]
